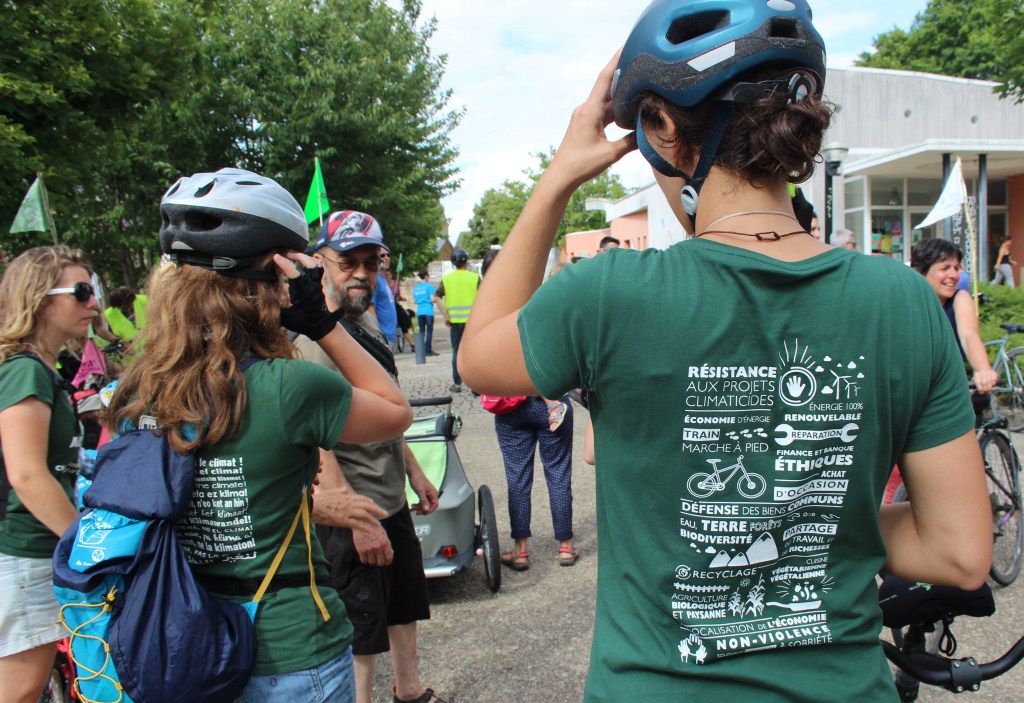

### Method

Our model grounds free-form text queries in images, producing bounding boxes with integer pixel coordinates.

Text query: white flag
[915,158,966,229]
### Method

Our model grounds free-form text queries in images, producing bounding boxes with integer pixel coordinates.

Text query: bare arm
[311,449,393,566]
[0,399,78,536]
[404,442,439,516]
[311,449,388,532]
[583,417,595,465]
[878,431,992,589]
[459,52,635,396]
[93,323,118,343]
[952,290,997,392]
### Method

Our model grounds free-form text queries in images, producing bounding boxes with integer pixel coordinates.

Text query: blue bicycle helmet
[612,0,825,128]
[612,0,826,222]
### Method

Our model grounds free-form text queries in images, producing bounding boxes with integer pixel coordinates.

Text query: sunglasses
[47,281,95,303]
[322,254,381,273]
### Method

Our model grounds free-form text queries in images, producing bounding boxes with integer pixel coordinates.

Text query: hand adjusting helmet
[160,168,309,280]
[612,0,825,220]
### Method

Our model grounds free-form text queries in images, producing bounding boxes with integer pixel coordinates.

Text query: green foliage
[0,0,193,279]
[463,148,627,258]
[462,180,532,258]
[1,0,460,286]
[856,0,1024,102]
[976,282,1024,354]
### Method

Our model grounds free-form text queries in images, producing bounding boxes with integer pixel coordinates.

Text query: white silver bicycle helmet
[160,168,308,277]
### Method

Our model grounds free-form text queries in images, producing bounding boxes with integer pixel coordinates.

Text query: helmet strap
[635,113,691,181]
[679,102,732,222]
[169,252,278,281]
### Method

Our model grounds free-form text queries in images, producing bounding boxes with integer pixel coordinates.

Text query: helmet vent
[769,18,799,40]
[666,11,729,45]
[236,181,262,186]
[184,211,224,232]
[193,179,217,198]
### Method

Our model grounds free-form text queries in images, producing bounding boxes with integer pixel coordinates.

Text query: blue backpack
[52,425,327,703]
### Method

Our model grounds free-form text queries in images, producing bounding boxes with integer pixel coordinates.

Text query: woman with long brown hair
[0,245,100,703]
[108,168,411,702]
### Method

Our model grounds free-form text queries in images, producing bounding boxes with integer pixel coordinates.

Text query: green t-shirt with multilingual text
[180,358,353,675]
[519,240,974,702]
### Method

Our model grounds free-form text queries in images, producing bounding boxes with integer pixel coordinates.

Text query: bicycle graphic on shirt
[687,455,767,499]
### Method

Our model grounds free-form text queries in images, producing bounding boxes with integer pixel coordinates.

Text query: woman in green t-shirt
[107,168,412,702]
[457,1,993,700]
[0,245,100,701]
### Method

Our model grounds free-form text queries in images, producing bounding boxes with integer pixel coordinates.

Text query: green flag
[396,253,404,276]
[10,175,54,237]
[303,157,330,225]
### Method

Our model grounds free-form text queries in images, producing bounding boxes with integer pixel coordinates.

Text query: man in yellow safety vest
[436,248,479,393]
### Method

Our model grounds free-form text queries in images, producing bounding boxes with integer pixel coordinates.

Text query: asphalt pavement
[365,330,1024,703]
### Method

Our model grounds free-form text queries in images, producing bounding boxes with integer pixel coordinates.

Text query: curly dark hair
[638,68,833,188]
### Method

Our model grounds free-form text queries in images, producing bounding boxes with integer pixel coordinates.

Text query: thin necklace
[696,210,810,240]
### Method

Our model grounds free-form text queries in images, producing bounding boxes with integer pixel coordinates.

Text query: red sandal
[558,545,580,566]
[501,550,530,571]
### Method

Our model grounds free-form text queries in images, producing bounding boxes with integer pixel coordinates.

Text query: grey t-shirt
[294,313,407,516]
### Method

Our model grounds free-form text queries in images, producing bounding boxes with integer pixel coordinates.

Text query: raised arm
[879,431,992,589]
[952,290,997,392]
[458,52,635,396]
[275,252,412,443]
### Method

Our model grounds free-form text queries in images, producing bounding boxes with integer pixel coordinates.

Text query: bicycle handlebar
[881,635,1024,693]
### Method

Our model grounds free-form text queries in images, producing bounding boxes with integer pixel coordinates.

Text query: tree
[0,0,193,271]
[463,149,628,258]
[462,180,533,258]
[2,0,461,286]
[169,0,462,265]
[856,0,1024,102]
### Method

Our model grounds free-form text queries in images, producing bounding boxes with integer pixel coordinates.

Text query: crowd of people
[0,1,1013,702]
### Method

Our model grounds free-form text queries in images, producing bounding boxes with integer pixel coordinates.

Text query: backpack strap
[251,488,330,622]
[339,318,397,378]
[0,352,78,521]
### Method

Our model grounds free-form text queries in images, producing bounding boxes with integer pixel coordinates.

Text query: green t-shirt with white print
[519,240,973,702]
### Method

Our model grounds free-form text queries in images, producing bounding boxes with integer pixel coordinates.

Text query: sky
[411,1,931,238]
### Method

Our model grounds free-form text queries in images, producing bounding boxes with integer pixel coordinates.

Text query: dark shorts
[315,505,430,655]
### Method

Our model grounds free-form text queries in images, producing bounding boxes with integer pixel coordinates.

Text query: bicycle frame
[984,324,1024,431]
[701,457,747,491]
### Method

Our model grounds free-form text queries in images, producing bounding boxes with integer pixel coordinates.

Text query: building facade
[587,67,1024,282]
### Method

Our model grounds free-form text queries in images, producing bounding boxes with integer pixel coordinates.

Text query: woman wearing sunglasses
[0,245,100,702]
[458,1,991,700]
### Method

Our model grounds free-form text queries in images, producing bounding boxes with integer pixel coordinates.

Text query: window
[871,179,904,208]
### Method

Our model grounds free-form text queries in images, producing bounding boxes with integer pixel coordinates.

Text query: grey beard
[325,274,371,317]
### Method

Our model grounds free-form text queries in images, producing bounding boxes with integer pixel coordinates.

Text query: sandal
[548,401,568,432]
[558,545,580,566]
[393,686,449,703]
[500,550,530,571]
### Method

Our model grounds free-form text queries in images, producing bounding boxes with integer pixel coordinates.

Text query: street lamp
[822,143,849,245]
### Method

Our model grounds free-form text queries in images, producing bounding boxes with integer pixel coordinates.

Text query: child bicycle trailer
[404,396,502,592]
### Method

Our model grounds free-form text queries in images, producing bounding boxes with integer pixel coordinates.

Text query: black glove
[279,266,342,341]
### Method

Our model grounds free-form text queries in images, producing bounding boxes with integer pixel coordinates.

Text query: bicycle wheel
[979,430,1024,586]
[686,472,716,498]
[736,473,767,499]
[993,347,1024,431]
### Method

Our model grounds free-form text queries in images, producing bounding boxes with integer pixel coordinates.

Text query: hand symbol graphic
[786,376,807,397]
